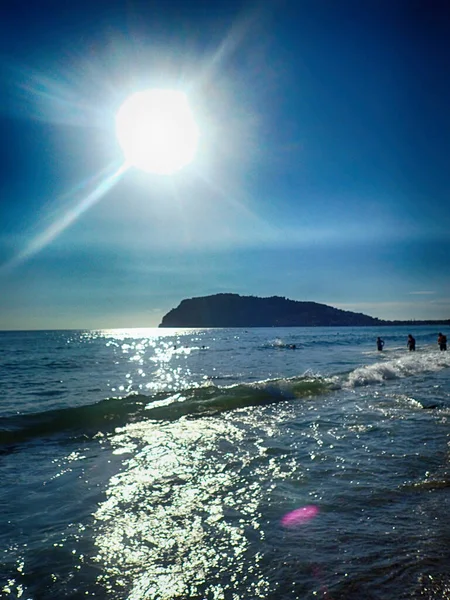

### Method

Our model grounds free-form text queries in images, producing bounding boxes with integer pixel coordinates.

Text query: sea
[1,325,449,600]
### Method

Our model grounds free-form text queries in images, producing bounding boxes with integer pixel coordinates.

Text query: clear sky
[1,0,449,329]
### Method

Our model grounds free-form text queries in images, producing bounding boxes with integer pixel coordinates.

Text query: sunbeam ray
[193,168,276,234]
[1,161,128,273]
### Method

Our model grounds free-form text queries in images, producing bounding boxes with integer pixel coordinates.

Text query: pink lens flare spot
[281,505,320,527]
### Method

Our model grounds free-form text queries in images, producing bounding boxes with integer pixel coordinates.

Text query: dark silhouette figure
[407,334,416,351]
[438,333,447,351]
[376,337,384,351]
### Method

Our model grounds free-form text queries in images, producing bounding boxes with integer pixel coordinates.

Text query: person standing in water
[438,332,447,351]
[376,337,385,351]
[407,334,416,351]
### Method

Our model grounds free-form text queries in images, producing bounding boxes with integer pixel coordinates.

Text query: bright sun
[115,89,199,175]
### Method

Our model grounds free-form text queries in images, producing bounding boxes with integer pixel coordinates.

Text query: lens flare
[281,505,319,527]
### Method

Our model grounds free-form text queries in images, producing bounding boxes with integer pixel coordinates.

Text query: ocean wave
[345,350,450,387]
[0,376,329,446]
[2,350,449,447]
[263,337,357,349]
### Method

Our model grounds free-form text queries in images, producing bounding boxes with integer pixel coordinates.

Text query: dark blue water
[1,326,449,599]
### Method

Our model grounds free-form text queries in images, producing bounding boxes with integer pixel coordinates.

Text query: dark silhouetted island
[160,293,382,327]
[159,294,450,328]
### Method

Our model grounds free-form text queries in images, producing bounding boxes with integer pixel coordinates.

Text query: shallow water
[1,326,449,599]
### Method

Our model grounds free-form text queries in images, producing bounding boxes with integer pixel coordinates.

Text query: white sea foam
[345,350,450,387]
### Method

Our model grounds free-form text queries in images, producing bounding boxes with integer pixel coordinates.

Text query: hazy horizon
[1,293,449,331]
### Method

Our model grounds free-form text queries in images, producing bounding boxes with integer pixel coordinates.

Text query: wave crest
[0,376,329,447]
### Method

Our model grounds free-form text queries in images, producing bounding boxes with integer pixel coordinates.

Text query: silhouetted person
[407,334,416,351]
[376,337,384,351]
[438,333,447,351]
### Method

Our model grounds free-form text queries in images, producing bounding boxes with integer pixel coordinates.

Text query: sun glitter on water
[115,89,200,175]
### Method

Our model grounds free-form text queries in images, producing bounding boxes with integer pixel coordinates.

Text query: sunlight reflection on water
[92,415,278,599]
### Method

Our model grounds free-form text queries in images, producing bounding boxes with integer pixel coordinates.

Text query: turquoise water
[1,326,449,599]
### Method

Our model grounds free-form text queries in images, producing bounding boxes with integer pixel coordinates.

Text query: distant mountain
[159,293,385,327]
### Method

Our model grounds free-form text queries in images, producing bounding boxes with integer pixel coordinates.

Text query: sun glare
[115,89,199,175]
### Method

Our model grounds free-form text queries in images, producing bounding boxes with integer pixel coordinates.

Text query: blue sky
[1,0,449,329]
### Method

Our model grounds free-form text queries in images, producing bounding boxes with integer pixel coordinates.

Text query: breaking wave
[0,376,329,446]
[345,349,450,387]
[2,349,449,447]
